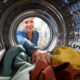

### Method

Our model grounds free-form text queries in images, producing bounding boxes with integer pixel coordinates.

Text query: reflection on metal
[0,48,6,61]
[44,1,66,51]
[3,0,7,3]
[0,43,2,49]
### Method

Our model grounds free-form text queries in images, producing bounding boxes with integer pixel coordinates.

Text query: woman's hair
[22,17,34,22]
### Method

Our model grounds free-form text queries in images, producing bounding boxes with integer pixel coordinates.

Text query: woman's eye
[25,22,28,24]
[30,21,33,23]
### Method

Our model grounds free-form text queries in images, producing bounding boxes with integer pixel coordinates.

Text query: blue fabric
[16,29,39,56]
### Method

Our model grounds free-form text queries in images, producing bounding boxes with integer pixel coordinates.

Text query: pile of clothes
[0,45,80,80]
[31,60,80,80]
[31,46,80,80]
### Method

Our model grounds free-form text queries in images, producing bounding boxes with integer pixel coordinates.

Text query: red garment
[30,60,80,80]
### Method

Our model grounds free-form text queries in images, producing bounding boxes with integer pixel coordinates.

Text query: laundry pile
[31,59,80,80]
[0,45,80,80]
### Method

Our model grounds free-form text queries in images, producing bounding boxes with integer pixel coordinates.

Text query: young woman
[16,17,51,65]
[17,17,39,46]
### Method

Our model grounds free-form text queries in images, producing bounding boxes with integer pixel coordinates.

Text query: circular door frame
[0,0,66,52]
[9,9,59,51]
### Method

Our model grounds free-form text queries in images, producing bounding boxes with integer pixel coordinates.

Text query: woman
[16,17,51,65]
[17,17,39,46]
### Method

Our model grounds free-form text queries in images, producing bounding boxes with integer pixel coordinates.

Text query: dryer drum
[0,0,78,51]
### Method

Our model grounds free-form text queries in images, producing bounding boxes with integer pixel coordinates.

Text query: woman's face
[22,17,34,32]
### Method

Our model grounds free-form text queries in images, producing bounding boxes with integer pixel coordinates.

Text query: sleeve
[36,30,39,43]
[16,31,39,56]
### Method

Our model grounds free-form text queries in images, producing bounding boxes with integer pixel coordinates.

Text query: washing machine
[0,0,80,61]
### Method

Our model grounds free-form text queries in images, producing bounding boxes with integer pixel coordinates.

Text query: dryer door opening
[0,0,79,52]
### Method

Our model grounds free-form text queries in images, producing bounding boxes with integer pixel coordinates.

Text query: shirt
[16,29,39,56]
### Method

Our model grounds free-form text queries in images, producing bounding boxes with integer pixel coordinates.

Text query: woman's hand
[31,49,51,65]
